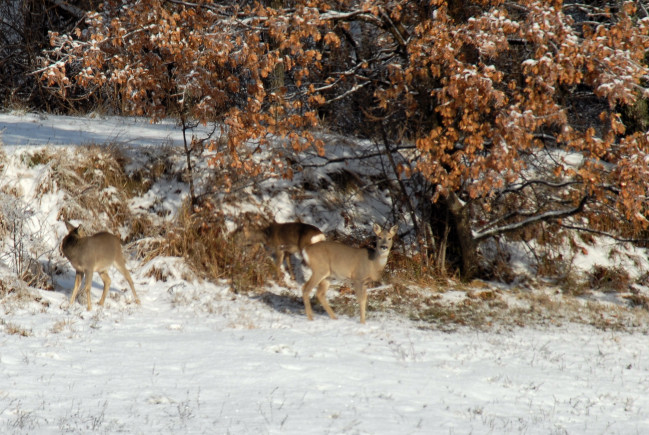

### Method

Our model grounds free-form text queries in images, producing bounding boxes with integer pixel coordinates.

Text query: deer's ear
[64,221,76,232]
[373,223,382,235]
[389,225,398,237]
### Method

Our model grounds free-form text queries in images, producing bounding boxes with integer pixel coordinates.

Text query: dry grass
[587,265,631,293]
[54,146,134,232]
[0,279,51,314]
[141,200,272,293]
[17,145,175,240]
[1,319,32,337]
[321,276,649,332]
[11,146,133,233]
[388,251,444,288]
[624,292,649,310]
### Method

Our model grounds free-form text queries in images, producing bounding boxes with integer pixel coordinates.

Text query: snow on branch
[473,195,590,242]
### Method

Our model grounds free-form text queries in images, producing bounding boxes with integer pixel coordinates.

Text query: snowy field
[1,112,648,434]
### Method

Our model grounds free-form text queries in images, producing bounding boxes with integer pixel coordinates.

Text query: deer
[60,221,140,310]
[301,223,398,324]
[242,220,326,281]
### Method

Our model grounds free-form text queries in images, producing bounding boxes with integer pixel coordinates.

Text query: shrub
[588,265,631,293]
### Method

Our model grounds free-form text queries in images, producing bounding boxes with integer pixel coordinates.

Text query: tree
[41,0,649,280]
[395,1,649,278]
[275,0,649,279]
[0,0,92,109]
[41,0,324,203]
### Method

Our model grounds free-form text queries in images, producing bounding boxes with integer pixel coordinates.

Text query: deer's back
[304,241,376,281]
[62,232,123,272]
[270,222,324,252]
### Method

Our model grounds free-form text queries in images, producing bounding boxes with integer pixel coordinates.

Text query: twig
[474,195,590,241]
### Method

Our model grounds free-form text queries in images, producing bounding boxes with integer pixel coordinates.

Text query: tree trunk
[443,191,478,281]
[270,0,285,94]
[180,115,197,207]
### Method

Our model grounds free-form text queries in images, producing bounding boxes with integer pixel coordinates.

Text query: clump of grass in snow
[17,144,173,240]
[50,146,134,233]
[588,264,631,293]
[142,199,272,294]
[0,276,51,314]
[1,318,32,337]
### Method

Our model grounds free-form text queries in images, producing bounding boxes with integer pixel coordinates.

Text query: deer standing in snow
[60,221,139,310]
[301,223,398,323]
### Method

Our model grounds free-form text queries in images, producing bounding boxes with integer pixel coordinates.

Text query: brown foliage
[40,0,649,279]
[42,0,324,181]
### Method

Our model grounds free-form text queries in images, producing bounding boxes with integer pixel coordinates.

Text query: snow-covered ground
[1,112,648,434]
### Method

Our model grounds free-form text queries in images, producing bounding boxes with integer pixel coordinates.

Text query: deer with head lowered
[60,221,140,310]
[243,221,325,281]
[302,223,398,324]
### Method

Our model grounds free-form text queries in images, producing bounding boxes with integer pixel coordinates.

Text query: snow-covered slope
[0,112,648,434]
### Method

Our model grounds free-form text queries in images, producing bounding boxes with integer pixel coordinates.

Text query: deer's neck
[367,247,389,276]
[61,235,80,252]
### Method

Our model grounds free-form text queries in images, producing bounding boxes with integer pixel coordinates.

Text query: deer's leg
[115,261,140,304]
[98,271,111,306]
[354,281,368,324]
[302,275,321,320]
[69,271,83,305]
[83,270,93,311]
[283,252,296,281]
[315,279,337,320]
[274,249,285,280]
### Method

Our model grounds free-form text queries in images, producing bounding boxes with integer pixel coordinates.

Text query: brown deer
[60,221,140,310]
[243,221,325,280]
[302,223,398,323]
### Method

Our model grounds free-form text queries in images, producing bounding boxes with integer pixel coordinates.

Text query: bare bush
[0,193,54,289]
[143,200,275,294]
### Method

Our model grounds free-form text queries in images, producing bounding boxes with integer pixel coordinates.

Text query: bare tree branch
[474,196,590,242]
[48,0,85,19]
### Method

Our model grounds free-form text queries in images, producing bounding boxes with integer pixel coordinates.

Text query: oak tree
[41,0,649,279]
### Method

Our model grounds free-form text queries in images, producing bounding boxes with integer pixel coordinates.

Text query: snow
[4,308,649,434]
[1,112,649,434]
[0,112,195,148]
